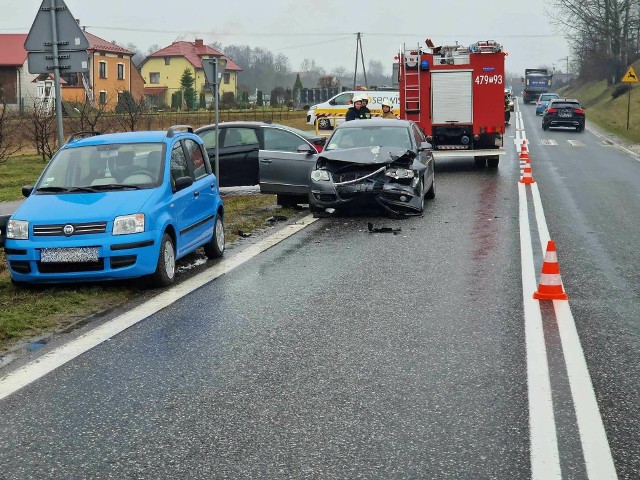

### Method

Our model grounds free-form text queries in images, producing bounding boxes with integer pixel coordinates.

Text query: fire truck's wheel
[317,118,331,129]
[487,156,499,168]
[474,156,487,168]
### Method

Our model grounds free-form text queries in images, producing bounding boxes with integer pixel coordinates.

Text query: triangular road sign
[622,66,639,83]
[24,0,89,52]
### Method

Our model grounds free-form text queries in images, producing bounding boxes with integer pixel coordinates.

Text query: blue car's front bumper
[4,230,161,283]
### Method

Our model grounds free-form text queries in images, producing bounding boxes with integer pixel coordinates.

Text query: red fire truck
[398,39,507,168]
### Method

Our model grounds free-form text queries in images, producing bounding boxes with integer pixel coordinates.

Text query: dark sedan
[195,122,326,197]
[542,98,585,132]
[308,119,435,216]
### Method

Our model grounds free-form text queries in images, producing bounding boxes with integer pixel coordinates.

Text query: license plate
[40,247,99,263]
[559,111,572,117]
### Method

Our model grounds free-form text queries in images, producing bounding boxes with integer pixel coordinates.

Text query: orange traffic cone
[520,165,535,184]
[519,144,529,160]
[533,240,568,300]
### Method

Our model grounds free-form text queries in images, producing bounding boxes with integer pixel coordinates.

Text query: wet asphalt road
[520,103,640,480]
[0,106,638,479]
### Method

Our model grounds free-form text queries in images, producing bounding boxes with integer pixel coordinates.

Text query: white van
[307,90,400,129]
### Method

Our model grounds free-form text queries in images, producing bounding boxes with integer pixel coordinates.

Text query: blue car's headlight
[113,214,145,235]
[7,219,29,240]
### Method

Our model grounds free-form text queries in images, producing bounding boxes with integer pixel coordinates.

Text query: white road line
[541,139,558,146]
[0,216,319,401]
[531,185,618,479]
[553,301,618,480]
[530,183,551,257]
[519,182,562,479]
[567,140,585,147]
[587,125,640,163]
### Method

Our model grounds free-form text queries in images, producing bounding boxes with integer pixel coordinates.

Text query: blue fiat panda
[4,126,224,287]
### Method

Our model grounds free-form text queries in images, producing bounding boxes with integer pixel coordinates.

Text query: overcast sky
[2,0,570,77]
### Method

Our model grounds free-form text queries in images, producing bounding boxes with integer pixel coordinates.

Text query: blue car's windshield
[326,126,412,151]
[35,143,165,192]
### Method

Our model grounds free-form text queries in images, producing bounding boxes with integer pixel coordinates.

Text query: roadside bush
[611,83,632,99]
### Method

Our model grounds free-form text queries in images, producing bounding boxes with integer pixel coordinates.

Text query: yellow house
[140,39,242,109]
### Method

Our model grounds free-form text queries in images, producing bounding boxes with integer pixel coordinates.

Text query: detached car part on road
[4,126,225,287]
[308,119,435,216]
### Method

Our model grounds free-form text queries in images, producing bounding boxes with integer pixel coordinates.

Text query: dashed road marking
[541,139,558,146]
[567,140,585,147]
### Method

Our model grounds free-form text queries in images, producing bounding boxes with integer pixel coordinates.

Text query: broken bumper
[310,176,423,215]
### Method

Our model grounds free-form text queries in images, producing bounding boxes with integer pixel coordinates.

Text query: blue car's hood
[13,190,157,224]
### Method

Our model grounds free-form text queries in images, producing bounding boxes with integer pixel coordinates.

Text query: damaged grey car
[309,119,435,216]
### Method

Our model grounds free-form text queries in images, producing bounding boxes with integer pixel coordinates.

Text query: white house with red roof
[140,39,242,109]
[0,34,40,110]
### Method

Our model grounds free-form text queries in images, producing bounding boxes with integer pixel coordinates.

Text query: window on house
[99,91,107,105]
[224,73,230,84]
[150,72,160,84]
[164,57,171,65]
[99,61,107,79]
[117,63,125,80]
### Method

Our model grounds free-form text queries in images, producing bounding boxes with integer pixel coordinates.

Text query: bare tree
[550,0,640,83]
[114,90,147,131]
[0,96,23,165]
[65,98,109,134]
[23,103,58,161]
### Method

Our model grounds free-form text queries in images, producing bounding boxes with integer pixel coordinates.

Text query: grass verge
[0,194,299,353]
[563,66,640,143]
[0,154,46,201]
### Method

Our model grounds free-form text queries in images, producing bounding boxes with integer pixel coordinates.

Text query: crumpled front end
[310,148,426,216]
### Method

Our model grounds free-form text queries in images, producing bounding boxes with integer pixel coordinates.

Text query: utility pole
[353,32,368,89]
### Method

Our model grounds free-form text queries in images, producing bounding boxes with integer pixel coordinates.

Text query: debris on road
[368,222,402,234]
[237,230,252,238]
[266,215,288,223]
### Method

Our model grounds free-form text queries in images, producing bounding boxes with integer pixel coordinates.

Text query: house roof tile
[0,34,28,66]
[0,31,132,68]
[147,41,242,71]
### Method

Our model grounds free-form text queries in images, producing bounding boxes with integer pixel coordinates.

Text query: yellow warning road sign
[622,66,639,83]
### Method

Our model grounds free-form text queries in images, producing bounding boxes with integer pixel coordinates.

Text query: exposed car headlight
[7,219,29,240]
[311,170,331,182]
[113,214,145,235]
[385,168,414,179]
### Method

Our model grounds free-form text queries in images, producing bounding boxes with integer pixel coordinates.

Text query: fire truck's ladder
[402,44,421,122]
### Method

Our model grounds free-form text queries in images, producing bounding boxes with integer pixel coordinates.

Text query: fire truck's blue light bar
[420,60,429,70]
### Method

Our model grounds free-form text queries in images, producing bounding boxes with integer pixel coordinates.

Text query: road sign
[622,66,639,83]
[28,50,88,74]
[202,58,227,91]
[24,0,89,52]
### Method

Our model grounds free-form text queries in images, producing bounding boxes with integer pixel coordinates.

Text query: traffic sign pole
[202,57,227,181]
[621,65,639,130]
[213,59,220,180]
[49,0,65,147]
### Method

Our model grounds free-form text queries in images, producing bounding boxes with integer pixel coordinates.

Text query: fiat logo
[63,224,75,236]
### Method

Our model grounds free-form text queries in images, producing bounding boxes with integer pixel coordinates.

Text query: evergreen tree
[257,90,263,107]
[180,68,196,111]
[293,73,303,91]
